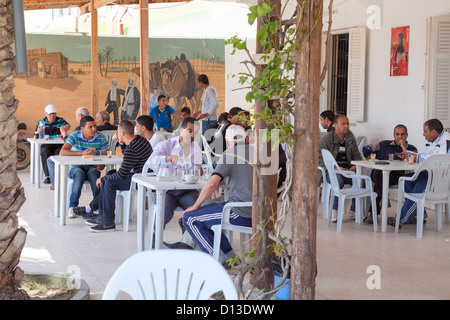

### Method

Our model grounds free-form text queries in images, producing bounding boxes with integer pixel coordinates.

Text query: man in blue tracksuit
[390,119,450,227]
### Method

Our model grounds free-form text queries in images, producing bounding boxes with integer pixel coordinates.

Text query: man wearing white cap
[35,104,70,184]
[180,125,253,265]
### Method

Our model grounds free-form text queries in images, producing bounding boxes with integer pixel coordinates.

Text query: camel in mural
[132,55,204,116]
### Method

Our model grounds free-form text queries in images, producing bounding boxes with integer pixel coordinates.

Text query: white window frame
[425,16,450,129]
[320,26,367,122]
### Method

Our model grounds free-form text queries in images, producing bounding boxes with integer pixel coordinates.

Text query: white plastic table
[351,159,420,232]
[132,175,206,252]
[27,137,65,189]
[50,155,123,225]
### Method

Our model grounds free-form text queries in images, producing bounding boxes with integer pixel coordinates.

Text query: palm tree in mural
[0,0,28,300]
[98,52,104,77]
[102,46,115,77]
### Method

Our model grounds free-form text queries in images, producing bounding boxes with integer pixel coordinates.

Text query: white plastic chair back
[358,137,367,159]
[201,135,214,168]
[417,155,450,202]
[321,149,344,195]
[102,249,238,300]
[101,130,118,155]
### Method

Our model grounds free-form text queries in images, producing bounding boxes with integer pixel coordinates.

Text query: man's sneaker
[331,210,337,223]
[68,207,87,219]
[82,211,98,220]
[348,210,355,220]
[387,216,402,229]
[43,177,51,184]
[90,222,116,233]
[85,215,103,226]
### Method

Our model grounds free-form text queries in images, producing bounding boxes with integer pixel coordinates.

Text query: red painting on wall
[390,26,410,76]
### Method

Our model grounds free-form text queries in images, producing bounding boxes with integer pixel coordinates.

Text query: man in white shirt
[194,74,219,134]
[391,119,450,228]
[146,117,203,226]
[135,115,166,149]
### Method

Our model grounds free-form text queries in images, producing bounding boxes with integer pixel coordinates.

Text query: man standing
[59,116,108,210]
[135,115,166,149]
[146,117,203,226]
[105,78,124,125]
[35,104,70,184]
[391,119,450,227]
[87,120,152,232]
[363,124,418,222]
[149,94,182,132]
[318,114,362,222]
[181,125,253,264]
[194,74,219,134]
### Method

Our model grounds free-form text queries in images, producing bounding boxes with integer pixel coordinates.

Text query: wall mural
[14,34,225,133]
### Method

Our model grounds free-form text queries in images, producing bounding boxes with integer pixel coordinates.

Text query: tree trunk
[250,0,281,290]
[290,0,323,300]
[0,0,28,300]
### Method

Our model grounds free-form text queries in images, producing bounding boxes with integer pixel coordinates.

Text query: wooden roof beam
[79,0,139,15]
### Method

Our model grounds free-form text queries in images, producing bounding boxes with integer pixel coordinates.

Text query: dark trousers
[99,174,133,224]
[371,169,404,215]
[164,190,199,226]
[41,145,61,178]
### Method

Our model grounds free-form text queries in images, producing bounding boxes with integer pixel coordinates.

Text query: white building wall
[325,0,450,148]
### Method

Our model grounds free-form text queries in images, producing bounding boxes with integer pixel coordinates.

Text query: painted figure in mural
[121,77,141,123]
[105,78,125,125]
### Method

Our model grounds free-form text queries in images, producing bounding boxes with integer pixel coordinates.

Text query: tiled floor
[17,170,450,300]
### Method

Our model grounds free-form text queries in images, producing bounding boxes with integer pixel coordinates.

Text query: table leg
[355,165,362,224]
[54,161,60,217]
[155,190,166,250]
[136,184,146,252]
[30,142,35,184]
[59,165,68,225]
[381,170,390,233]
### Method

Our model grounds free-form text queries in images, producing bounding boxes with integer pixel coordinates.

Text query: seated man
[86,120,153,232]
[362,124,418,222]
[36,104,70,184]
[95,110,118,131]
[181,125,253,264]
[320,110,335,133]
[390,119,450,228]
[173,106,192,135]
[146,117,203,227]
[135,115,166,149]
[59,116,108,210]
[318,114,362,222]
[149,94,182,132]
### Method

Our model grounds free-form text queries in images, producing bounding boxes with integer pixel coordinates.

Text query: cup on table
[408,156,415,164]
[388,153,394,161]
[370,153,376,160]
[107,151,112,158]
[185,174,195,183]
[44,135,49,140]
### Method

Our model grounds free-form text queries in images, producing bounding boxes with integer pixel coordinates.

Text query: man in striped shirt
[87,120,152,232]
[59,116,108,210]
[36,104,70,184]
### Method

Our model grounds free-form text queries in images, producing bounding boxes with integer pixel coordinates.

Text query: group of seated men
[319,110,450,228]
[35,103,268,265]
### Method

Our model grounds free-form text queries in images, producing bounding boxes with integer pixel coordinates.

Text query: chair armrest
[222,202,253,224]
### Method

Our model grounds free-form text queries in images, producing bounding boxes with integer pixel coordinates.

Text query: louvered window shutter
[347,27,367,122]
[426,16,450,128]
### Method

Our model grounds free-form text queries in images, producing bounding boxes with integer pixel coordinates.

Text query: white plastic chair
[321,149,378,232]
[201,135,220,170]
[116,164,156,232]
[318,166,331,219]
[211,202,253,261]
[101,130,118,155]
[66,178,91,214]
[102,249,238,300]
[395,154,450,238]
